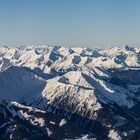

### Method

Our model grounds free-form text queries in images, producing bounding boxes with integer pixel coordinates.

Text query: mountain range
[0,45,140,140]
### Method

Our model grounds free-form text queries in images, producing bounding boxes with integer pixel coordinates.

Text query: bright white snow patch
[59,119,67,127]
[108,130,121,140]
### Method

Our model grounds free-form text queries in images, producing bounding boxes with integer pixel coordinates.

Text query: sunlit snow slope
[1,45,140,139]
[0,45,140,113]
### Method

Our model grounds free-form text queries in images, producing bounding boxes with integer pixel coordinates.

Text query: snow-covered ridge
[0,45,140,119]
[0,45,140,71]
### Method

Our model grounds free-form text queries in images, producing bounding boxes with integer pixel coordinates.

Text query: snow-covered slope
[0,45,140,139]
[0,66,46,101]
[0,45,139,111]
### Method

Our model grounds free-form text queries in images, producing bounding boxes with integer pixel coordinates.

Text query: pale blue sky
[0,0,140,47]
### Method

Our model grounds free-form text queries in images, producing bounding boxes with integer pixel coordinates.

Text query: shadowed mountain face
[0,45,140,139]
[0,66,46,101]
